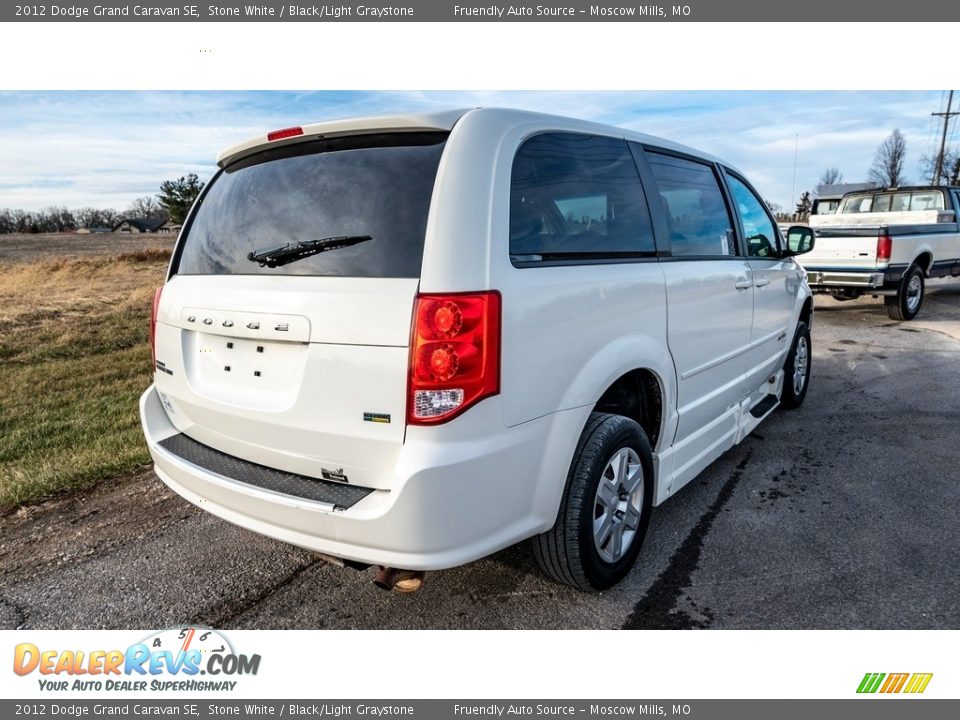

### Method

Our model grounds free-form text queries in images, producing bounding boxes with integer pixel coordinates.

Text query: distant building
[812,183,877,215]
[112,218,168,234]
[154,219,182,234]
[76,226,113,235]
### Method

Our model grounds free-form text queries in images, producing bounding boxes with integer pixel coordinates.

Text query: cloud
[0,90,947,212]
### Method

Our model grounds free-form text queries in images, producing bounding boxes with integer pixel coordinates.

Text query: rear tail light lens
[267,126,304,142]
[877,235,892,261]
[150,286,163,369]
[407,292,501,425]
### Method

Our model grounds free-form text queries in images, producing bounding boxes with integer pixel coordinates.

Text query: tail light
[407,292,501,425]
[150,286,163,369]
[877,235,892,262]
[267,126,304,142]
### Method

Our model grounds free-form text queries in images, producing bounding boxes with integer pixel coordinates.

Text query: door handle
[754,277,771,288]
[734,278,752,290]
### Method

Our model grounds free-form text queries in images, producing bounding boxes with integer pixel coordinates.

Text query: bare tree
[818,167,844,188]
[795,191,813,219]
[125,196,168,222]
[868,130,908,187]
[75,207,120,229]
[0,209,15,234]
[920,148,959,185]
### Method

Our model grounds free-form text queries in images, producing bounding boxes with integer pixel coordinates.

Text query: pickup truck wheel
[531,413,653,591]
[885,264,924,321]
[781,321,811,409]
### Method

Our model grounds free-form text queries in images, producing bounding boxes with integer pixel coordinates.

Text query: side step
[749,393,779,419]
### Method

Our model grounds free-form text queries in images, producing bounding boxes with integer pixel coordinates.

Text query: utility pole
[791,132,799,217]
[932,90,957,184]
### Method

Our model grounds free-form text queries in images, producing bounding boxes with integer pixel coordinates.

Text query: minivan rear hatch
[152,132,448,491]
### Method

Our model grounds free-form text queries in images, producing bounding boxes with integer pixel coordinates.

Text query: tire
[781,320,811,409]
[885,264,924,321]
[531,413,653,591]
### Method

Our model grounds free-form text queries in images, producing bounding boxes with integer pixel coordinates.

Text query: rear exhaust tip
[373,566,426,593]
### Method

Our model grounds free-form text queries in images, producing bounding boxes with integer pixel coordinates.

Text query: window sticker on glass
[720,233,730,255]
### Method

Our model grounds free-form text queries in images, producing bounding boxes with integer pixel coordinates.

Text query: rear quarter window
[509,133,655,264]
[173,132,447,278]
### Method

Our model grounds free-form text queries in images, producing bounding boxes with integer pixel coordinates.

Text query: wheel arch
[799,295,814,329]
[914,250,933,275]
[556,335,678,456]
[592,368,665,453]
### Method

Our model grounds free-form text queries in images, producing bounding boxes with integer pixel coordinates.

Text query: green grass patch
[0,253,167,511]
[0,344,153,510]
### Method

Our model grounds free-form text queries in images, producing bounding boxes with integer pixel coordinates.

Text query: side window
[510,133,655,261]
[726,174,781,259]
[645,152,736,257]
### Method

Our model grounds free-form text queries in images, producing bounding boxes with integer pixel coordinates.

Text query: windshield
[840,190,944,214]
[173,132,447,278]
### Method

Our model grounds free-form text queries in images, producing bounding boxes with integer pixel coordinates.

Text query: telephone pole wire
[932,90,957,184]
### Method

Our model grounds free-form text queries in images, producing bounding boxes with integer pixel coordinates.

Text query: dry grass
[0,249,170,509]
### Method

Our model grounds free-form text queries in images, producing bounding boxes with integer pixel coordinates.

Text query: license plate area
[182,331,308,411]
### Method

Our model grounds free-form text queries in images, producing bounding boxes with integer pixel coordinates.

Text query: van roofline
[215,107,732,171]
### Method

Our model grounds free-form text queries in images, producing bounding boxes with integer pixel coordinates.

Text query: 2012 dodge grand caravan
[140,108,815,591]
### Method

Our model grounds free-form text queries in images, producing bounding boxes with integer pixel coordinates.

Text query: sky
[0,90,956,213]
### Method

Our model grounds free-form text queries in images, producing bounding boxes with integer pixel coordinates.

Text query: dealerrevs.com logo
[13,627,260,692]
[857,673,933,694]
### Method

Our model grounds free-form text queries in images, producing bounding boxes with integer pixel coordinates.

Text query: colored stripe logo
[857,672,933,694]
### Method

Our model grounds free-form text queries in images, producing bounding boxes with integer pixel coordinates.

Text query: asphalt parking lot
[2,282,959,630]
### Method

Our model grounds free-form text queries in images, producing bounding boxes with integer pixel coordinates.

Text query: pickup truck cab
[806,186,960,320]
[140,108,815,591]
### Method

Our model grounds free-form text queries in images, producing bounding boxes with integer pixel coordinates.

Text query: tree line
[0,174,204,235]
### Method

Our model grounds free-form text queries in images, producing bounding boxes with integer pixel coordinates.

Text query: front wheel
[531,413,654,591]
[885,264,924,321]
[781,321,811,409]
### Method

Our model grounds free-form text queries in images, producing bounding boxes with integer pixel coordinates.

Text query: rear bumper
[805,269,886,289]
[140,385,587,570]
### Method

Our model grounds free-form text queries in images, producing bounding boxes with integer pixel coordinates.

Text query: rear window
[174,132,447,278]
[840,190,945,214]
[509,133,655,263]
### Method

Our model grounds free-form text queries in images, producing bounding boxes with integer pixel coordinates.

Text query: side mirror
[783,225,815,256]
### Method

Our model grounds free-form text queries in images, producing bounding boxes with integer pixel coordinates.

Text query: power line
[932,90,958,184]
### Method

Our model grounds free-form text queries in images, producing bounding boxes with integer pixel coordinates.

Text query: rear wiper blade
[247,235,372,268]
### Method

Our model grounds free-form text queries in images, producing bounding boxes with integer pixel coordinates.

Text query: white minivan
[141,108,815,591]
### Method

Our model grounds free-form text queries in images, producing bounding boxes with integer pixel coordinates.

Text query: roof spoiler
[216,109,473,168]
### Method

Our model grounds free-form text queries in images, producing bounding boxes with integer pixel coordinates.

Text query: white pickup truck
[805,186,960,319]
